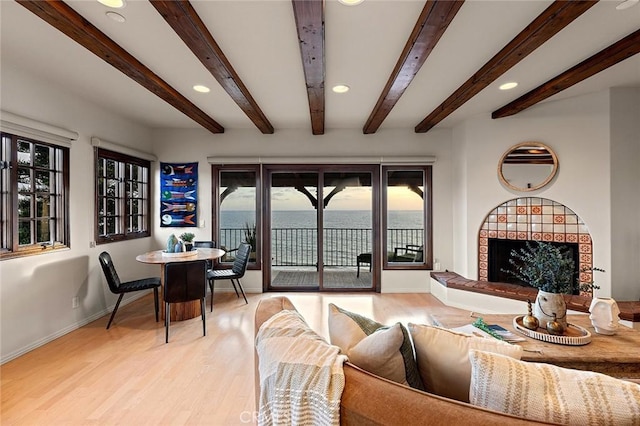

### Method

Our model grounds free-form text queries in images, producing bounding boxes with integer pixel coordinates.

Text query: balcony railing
[220,227,423,267]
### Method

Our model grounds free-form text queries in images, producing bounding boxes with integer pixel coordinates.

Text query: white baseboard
[1,292,147,365]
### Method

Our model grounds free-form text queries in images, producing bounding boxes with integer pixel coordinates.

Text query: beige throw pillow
[469,350,640,425]
[328,304,424,390]
[408,323,523,402]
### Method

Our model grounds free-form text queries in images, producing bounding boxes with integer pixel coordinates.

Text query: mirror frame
[498,142,558,192]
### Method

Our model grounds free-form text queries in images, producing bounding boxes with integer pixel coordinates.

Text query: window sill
[0,244,69,261]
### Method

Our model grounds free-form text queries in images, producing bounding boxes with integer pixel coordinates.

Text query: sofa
[254,296,551,425]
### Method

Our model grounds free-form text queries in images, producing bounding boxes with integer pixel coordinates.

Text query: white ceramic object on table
[589,297,620,335]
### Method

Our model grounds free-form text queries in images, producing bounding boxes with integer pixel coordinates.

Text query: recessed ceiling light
[106,11,126,23]
[97,0,126,9]
[193,85,210,93]
[616,0,638,10]
[332,84,350,94]
[499,82,518,91]
[338,0,365,5]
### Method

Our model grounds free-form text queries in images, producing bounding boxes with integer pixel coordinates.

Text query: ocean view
[220,210,424,267]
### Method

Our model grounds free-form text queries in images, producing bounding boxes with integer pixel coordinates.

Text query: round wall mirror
[498,142,558,192]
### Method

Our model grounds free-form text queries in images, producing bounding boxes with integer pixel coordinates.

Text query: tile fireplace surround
[431,196,640,323]
[478,197,593,290]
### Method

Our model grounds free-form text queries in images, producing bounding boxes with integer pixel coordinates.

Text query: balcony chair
[393,244,424,262]
[98,251,160,330]
[207,242,250,310]
[163,260,207,343]
[356,252,371,278]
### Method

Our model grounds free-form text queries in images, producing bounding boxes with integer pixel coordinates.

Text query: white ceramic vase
[589,297,620,335]
[534,290,568,330]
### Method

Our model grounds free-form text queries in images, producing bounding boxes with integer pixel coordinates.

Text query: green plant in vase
[504,241,577,331]
[243,222,257,261]
[179,232,195,251]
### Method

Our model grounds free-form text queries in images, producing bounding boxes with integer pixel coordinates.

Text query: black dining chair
[163,259,207,343]
[193,240,216,271]
[98,251,160,330]
[207,242,250,310]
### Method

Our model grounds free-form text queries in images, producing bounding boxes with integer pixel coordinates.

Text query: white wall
[610,88,640,300]
[451,91,616,296]
[0,64,157,363]
[150,127,455,294]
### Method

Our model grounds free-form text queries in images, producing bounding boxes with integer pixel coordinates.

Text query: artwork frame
[160,162,198,227]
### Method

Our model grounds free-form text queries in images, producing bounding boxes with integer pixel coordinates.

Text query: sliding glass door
[265,166,377,291]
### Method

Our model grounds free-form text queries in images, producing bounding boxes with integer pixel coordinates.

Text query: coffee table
[434,313,640,379]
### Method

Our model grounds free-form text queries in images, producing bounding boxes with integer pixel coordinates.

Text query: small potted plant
[179,232,195,251]
[504,241,576,330]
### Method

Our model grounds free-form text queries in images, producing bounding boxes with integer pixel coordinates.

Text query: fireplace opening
[488,239,580,294]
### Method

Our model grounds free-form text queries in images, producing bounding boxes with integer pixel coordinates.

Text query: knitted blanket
[256,309,347,426]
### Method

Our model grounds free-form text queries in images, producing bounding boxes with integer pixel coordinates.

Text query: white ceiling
[1,0,639,134]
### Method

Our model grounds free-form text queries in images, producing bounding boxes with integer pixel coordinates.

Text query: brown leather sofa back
[254,296,553,425]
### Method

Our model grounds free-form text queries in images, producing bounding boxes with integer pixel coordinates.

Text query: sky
[220,186,424,211]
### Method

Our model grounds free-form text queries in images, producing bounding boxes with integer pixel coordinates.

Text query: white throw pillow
[469,349,640,425]
[408,323,523,402]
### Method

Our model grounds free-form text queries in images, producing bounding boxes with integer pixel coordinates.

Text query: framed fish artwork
[160,162,198,227]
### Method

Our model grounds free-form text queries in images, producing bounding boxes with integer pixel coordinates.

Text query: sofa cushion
[328,304,424,390]
[408,323,522,403]
[469,349,640,425]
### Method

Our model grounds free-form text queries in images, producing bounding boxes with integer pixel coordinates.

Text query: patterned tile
[478,197,594,286]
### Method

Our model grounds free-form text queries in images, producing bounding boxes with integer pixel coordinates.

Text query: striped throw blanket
[256,309,347,426]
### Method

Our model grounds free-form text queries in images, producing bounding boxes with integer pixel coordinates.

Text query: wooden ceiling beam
[415,0,596,133]
[493,29,640,119]
[363,0,464,134]
[292,0,325,135]
[150,1,274,134]
[16,0,224,134]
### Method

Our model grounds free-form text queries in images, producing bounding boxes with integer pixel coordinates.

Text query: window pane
[17,167,31,191]
[386,169,425,265]
[106,217,117,235]
[17,141,30,165]
[34,145,51,168]
[219,170,257,262]
[106,198,117,215]
[36,195,50,217]
[18,194,31,217]
[18,221,31,245]
[36,219,50,242]
[35,170,50,192]
[106,179,119,196]
[105,159,118,179]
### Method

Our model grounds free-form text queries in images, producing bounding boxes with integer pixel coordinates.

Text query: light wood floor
[1,291,465,425]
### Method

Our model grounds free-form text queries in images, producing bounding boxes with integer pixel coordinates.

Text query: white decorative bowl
[161,249,198,258]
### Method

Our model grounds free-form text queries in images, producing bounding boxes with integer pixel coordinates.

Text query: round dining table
[136,248,225,321]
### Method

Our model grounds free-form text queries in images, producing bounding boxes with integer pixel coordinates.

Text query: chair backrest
[164,260,207,303]
[231,243,251,276]
[193,240,216,248]
[193,241,216,269]
[98,251,121,293]
[416,246,424,262]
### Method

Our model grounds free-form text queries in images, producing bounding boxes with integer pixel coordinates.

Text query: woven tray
[513,316,592,346]
[161,249,198,258]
